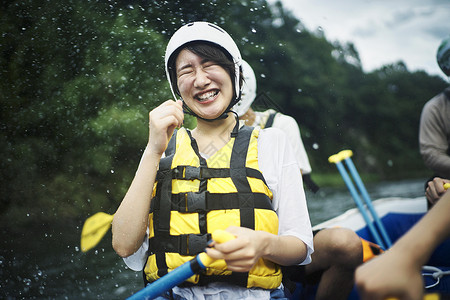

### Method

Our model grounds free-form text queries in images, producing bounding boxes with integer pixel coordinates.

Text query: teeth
[197,90,218,101]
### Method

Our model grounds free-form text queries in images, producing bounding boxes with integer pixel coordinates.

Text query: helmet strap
[182,100,241,137]
[230,111,240,138]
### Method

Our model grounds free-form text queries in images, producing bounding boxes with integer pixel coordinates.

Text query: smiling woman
[111,21,313,300]
[165,23,242,123]
[174,47,234,120]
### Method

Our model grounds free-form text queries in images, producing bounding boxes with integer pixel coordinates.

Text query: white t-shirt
[253,109,312,174]
[123,127,314,299]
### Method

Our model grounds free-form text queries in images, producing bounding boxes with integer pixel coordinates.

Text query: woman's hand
[205,226,271,272]
[112,99,183,257]
[147,99,184,156]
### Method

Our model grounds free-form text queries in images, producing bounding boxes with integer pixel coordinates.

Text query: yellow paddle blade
[80,212,114,252]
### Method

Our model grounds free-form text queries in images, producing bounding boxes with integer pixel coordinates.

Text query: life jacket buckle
[184,166,203,180]
[185,233,211,255]
[187,192,207,212]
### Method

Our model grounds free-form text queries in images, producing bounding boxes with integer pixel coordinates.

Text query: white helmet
[233,60,257,117]
[164,22,242,101]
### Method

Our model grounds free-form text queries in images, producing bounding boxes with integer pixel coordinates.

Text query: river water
[1,178,427,299]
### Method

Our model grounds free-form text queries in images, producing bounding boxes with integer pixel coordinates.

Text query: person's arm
[419,97,450,175]
[112,100,183,258]
[355,191,450,300]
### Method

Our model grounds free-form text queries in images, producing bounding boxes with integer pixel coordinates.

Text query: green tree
[1,0,447,227]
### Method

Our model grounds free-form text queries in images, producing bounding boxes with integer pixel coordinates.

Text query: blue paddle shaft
[126,256,205,300]
[343,157,392,248]
[335,161,386,249]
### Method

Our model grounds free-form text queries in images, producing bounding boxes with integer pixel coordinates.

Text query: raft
[293,197,450,299]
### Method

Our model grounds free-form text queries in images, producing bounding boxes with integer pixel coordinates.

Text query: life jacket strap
[149,233,212,256]
[264,112,277,128]
[150,191,273,213]
[156,165,268,183]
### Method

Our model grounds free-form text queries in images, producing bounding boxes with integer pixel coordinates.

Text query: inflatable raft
[293,197,450,299]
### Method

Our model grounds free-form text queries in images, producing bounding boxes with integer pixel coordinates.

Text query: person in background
[419,36,450,208]
[111,22,313,299]
[235,60,366,300]
[355,190,450,300]
[234,60,319,193]
[425,176,450,206]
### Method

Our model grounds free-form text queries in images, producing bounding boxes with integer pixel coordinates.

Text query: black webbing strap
[156,165,268,183]
[164,129,178,157]
[155,173,172,234]
[264,112,277,128]
[152,131,178,279]
[186,130,209,234]
[149,233,212,256]
[153,173,172,278]
[173,192,272,212]
[302,173,320,193]
[150,191,272,213]
[230,126,255,231]
[195,272,249,287]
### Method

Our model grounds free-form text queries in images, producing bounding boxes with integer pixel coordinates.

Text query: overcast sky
[269,0,450,78]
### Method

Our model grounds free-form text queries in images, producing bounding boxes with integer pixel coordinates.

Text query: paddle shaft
[334,160,387,249]
[126,230,234,300]
[343,156,392,248]
[126,254,206,300]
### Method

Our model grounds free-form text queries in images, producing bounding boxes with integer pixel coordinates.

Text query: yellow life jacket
[143,126,282,289]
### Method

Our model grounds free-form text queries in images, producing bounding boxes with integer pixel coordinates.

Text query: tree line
[1,0,447,226]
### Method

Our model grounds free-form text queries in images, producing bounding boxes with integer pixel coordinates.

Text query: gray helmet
[437,36,450,76]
